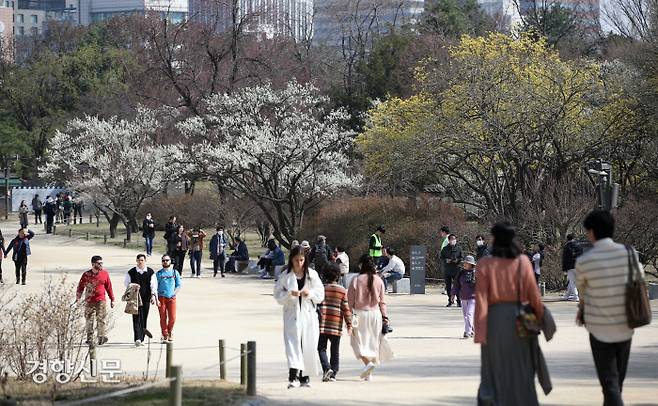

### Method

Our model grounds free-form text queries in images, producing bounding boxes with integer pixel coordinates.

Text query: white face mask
[449,240,457,246]
[218,231,223,235]
[476,240,484,247]
[146,215,151,220]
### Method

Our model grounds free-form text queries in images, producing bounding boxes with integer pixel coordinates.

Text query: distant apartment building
[313,0,424,46]
[0,3,13,51]
[189,0,313,40]
[477,0,599,32]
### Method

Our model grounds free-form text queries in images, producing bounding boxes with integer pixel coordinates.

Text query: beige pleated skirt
[350,309,394,364]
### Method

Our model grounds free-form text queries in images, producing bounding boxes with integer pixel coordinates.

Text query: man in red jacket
[76,255,115,346]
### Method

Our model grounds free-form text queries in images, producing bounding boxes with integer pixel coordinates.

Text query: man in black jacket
[124,254,157,346]
[440,234,463,307]
[142,213,156,256]
[44,197,56,234]
[562,234,582,301]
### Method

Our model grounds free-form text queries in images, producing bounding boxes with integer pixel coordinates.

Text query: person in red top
[76,255,115,346]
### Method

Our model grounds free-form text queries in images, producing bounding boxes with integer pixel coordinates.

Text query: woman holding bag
[348,254,393,381]
[274,245,325,389]
[474,222,544,405]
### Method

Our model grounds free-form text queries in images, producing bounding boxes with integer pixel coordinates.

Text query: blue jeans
[383,272,403,290]
[190,251,202,276]
[144,237,154,256]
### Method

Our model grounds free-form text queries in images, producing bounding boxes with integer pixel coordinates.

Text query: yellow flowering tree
[358,33,636,224]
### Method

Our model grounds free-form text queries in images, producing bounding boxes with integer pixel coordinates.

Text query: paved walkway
[1,222,657,405]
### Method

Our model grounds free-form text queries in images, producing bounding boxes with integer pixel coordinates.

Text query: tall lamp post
[586,159,619,211]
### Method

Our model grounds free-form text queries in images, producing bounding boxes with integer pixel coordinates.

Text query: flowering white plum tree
[42,109,175,240]
[178,82,358,248]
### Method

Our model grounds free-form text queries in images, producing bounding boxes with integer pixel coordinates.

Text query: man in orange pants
[155,255,181,342]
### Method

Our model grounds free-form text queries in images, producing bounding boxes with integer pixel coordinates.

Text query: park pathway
[1,220,657,405]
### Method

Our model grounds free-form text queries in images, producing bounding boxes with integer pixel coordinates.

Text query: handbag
[624,245,652,329]
[515,258,541,337]
[351,313,359,328]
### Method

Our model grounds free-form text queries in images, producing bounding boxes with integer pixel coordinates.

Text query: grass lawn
[50,220,268,260]
[2,378,247,405]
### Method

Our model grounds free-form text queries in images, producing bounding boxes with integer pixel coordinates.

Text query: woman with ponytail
[347,254,393,381]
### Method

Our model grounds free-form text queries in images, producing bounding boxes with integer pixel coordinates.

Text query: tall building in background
[477,0,520,28]
[77,0,188,24]
[0,3,13,53]
[189,0,313,40]
[313,0,424,47]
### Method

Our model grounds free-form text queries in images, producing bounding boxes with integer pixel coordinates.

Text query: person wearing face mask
[210,226,228,277]
[142,213,156,257]
[440,234,464,307]
[475,235,490,260]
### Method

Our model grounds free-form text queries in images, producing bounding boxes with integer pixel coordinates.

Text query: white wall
[10,186,66,212]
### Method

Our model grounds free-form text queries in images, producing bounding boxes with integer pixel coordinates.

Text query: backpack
[314,244,329,272]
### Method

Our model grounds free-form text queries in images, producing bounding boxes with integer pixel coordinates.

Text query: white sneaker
[287,380,300,389]
[360,362,375,379]
[135,340,143,347]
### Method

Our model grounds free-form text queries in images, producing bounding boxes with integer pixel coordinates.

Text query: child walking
[317,263,353,382]
[450,255,477,338]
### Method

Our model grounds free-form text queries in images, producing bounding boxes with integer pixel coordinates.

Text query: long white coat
[273,267,325,375]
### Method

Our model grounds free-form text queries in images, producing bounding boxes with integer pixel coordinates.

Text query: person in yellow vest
[369,226,385,267]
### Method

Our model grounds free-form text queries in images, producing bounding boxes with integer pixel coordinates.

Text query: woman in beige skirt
[347,255,393,380]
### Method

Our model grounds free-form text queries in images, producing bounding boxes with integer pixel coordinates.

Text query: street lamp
[586,159,619,211]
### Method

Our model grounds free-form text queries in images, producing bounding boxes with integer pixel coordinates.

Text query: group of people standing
[274,246,392,388]
[21,193,85,233]
[161,216,250,278]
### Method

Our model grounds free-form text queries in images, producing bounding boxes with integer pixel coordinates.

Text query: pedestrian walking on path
[44,197,56,234]
[172,225,189,275]
[76,255,115,346]
[562,234,582,301]
[317,263,353,382]
[347,255,393,381]
[450,255,477,338]
[142,213,156,257]
[156,255,181,342]
[576,210,647,406]
[474,222,545,405]
[4,228,35,285]
[441,234,464,307]
[124,254,157,347]
[31,194,43,225]
[210,226,228,277]
[273,245,325,389]
[18,200,29,229]
[188,228,206,278]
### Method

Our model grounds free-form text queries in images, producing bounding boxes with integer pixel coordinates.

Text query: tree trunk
[124,219,132,242]
[108,214,120,239]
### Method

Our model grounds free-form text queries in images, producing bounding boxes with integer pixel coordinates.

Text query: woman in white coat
[274,245,325,388]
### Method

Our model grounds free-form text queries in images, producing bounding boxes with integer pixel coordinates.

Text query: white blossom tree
[178,82,358,248]
[41,109,176,240]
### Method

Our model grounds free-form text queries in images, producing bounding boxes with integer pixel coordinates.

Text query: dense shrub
[301,195,482,278]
